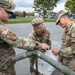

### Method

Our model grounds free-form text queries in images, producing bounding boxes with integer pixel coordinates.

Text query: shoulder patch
[2,29,10,35]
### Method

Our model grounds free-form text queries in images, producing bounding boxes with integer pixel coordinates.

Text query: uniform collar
[65,21,73,33]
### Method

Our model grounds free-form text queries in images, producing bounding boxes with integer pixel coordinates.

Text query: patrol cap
[31,18,46,31]
[56,10,68,25]
[0,0,14,14]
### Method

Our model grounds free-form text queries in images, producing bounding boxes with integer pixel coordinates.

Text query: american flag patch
[2,29,9,35]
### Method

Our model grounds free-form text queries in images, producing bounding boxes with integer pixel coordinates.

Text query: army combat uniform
[55,10,75,75]
[0,0,49,75]
[28,18,51,75]
[59,21,75,75]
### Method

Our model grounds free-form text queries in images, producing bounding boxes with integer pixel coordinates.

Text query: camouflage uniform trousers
[30,55,43,75]
[0,65,16,75]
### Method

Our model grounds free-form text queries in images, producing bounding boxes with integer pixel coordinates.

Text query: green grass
[45,18,55,22]
[5,17,56,24]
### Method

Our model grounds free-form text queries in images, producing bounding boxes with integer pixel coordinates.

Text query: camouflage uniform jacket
[28,29,51,74]
[60,21,75,70]
[28,30,51,49]
[0,21,38,71]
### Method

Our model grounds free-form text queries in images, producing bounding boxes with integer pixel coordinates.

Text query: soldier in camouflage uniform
[52,10,75,75]
[0,0,50,75]
[28,18,51,75]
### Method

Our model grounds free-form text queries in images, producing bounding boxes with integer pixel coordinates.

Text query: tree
[15,11,23,17]
[26,12,35,17]
[65,0,75,14]
[30,12,35,16]
[33,0,60,20]
[23,11,26,17]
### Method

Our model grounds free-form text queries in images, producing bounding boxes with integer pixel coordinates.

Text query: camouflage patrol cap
[31,18,46,31]
[0,0,14,14]
[56,10,68,25]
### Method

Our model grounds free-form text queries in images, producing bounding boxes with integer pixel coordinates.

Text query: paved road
[6,22,64,75]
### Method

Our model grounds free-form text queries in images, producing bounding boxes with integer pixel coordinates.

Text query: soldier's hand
[52,48,59,56]
[39,43,50,51]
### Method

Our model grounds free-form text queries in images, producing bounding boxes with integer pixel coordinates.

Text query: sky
[13,0,66,13]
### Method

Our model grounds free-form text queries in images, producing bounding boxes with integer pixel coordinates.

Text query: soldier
[0,0,50,75]
[52,10,75,75]
[28,18,51,75]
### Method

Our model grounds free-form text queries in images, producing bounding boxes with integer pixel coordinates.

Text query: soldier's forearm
[14,37,36,50]
[60,46,75,56]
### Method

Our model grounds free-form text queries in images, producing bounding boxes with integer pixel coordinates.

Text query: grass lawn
[5,17,56,24]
